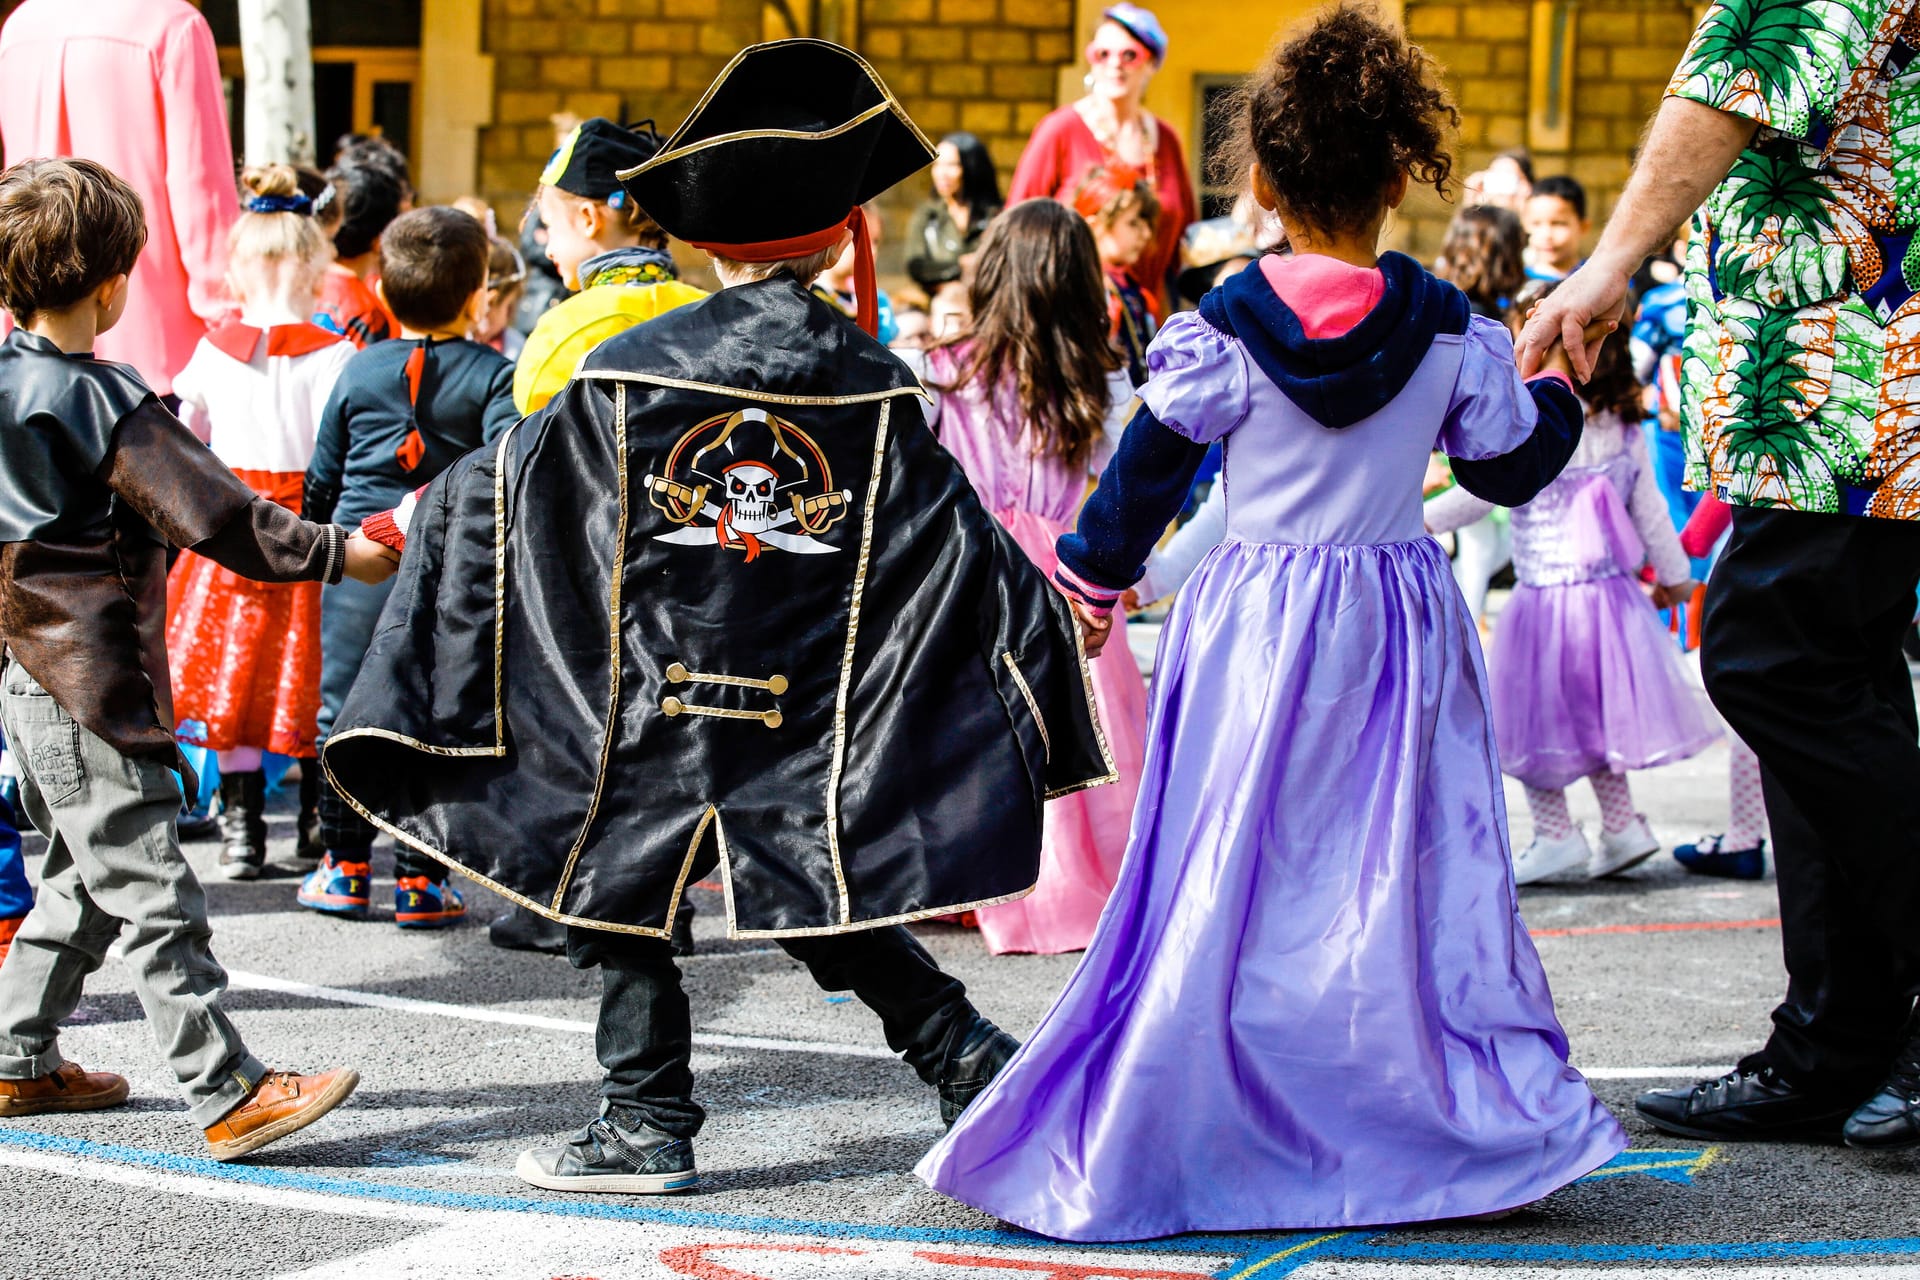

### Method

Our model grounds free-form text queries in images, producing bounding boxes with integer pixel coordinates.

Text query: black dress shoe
[936,1017,1019,1128]
[1845,1034,1920,1150]
[488,904,568,955]
[1636,1064,1855,1142]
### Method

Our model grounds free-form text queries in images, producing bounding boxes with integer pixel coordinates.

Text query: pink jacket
[0,0,236,394]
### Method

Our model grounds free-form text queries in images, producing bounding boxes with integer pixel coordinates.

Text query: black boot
[295,759,325,861]
[216,770,268,881]
[1845,1021,1920,1150]
[489,903,568,954]
[936,1016,1019,1128]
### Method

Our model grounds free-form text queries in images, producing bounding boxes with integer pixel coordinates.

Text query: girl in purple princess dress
[917,5,1626,1240]
[902,199,1148,955]
[1426,278,1716,887]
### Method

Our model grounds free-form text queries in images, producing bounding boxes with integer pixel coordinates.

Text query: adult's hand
[1515,95,1758,383]
[1515,258,1634,383]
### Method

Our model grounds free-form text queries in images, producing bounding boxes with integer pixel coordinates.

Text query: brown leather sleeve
[98,400,346,584]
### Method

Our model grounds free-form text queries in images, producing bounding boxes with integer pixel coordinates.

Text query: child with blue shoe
[298,206,518,929]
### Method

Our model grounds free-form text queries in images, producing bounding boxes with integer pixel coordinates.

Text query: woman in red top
[1006,3,1196,314]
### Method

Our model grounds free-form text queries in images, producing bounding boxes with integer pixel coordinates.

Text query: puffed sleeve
[1136,311,1252,445]
[1440,315,1584,508]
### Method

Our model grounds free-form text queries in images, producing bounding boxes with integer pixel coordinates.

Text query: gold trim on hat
[615,38,935,183]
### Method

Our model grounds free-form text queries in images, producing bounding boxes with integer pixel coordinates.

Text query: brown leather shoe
[203,1067,359,1161]
[0,1062,129,1116]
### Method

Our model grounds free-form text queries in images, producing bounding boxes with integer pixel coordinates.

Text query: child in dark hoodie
[920,3,1626,1241]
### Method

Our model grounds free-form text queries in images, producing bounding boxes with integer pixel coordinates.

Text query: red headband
[692,208,877,337]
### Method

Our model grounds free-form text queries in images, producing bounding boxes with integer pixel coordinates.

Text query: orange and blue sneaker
[395,876,466,930]
[296,854,372,919]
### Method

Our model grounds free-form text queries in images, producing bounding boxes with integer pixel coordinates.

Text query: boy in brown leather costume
[0,158,391,1159]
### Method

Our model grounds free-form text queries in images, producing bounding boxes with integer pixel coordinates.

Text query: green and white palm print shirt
[1670,0,1920,518]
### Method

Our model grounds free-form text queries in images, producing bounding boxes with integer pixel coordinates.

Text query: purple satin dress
[917,311,1627,1240]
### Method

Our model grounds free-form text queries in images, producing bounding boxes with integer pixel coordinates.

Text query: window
[1194,75,1247,221]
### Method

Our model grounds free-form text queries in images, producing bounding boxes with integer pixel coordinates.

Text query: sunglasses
[1087,43,1147,66]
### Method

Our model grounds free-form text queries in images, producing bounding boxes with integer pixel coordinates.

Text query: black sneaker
[1845,1026,1920,1150]
[937,1017,1019,1128]
[1636,1064,1855,1142]
[515,1113,697,1194]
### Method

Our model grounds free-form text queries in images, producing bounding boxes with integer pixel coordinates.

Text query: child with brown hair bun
[167,164,357,880]
[1071,165,1160,385]
[922,2,1625,1238]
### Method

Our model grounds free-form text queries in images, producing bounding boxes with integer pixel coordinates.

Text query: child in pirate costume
[513,119,707,416]
[325,40,1111,1194]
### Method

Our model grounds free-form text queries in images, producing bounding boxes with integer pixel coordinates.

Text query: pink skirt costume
[916,346,1147,954]
[1429,411,1718,788]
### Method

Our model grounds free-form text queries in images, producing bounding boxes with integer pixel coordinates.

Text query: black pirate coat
[324,278,1114,938]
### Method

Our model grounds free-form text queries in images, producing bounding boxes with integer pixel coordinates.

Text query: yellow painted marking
[1229,1232,1350,1278]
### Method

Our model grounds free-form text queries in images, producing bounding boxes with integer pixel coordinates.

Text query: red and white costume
[166,318,355,756]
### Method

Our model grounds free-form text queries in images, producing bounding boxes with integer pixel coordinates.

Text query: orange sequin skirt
[166,469,323,756]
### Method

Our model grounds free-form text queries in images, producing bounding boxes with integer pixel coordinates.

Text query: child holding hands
[0,158,390,1158]
[1426,278,1718,885]
[920,6,1625,1238]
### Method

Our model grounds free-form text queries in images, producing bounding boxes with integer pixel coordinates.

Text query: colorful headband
[1070,162,1148,219]
[245,194,314,216]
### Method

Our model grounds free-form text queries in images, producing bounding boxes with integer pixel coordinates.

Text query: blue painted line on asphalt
[0,1128,1277,1263]
[12,1127,1920,1276]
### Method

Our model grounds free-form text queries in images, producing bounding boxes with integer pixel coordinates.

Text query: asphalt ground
[1,708,1916,1277]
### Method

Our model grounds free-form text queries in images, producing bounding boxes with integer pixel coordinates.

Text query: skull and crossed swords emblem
[643,408,852,561]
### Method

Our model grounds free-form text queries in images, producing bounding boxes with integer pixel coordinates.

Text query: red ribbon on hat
[691,208,877,337]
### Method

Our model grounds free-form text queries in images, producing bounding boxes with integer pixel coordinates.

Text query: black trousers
[1701,507,1920,1096]
[568,913,975,1139]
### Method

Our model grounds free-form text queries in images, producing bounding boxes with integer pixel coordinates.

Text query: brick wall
[1396,0,1697,259]
[852,0,1076,282]
[477,0,1077,285]
[478,0,764,282]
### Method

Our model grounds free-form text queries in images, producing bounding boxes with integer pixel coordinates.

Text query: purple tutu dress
[917,255,1626,1241]
[1430,411,1718,788]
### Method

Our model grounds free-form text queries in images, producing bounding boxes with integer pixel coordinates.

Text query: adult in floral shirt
[1521,0,1920,1153]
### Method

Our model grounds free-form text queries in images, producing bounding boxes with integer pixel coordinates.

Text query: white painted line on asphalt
[0,1146,448,1222]
[215,965,1730,1076]
[1576,1066,1731,1080]
[221,966,898,1060]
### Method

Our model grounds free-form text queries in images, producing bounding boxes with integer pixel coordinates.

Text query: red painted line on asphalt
[1529,917,1781,938]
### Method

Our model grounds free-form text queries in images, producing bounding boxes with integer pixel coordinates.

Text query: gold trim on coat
[661,697,783,728]
[576,369,928,409]
[822,399,891,926]
[547,382,631,914]
[1000,651,1050,764]
[1043,607,1118,801]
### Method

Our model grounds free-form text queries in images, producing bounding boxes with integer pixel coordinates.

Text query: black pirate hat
[617,39,934,333]
[542,118,664,204]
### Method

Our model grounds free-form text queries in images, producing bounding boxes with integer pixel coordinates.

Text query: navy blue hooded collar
[1198,250,1470,429]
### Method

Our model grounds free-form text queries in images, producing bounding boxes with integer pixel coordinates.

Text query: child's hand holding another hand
[343,530,401,584]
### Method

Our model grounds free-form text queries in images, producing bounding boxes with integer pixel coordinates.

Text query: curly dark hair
[1218,3,1458,236]
[1514,278,1644,423]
